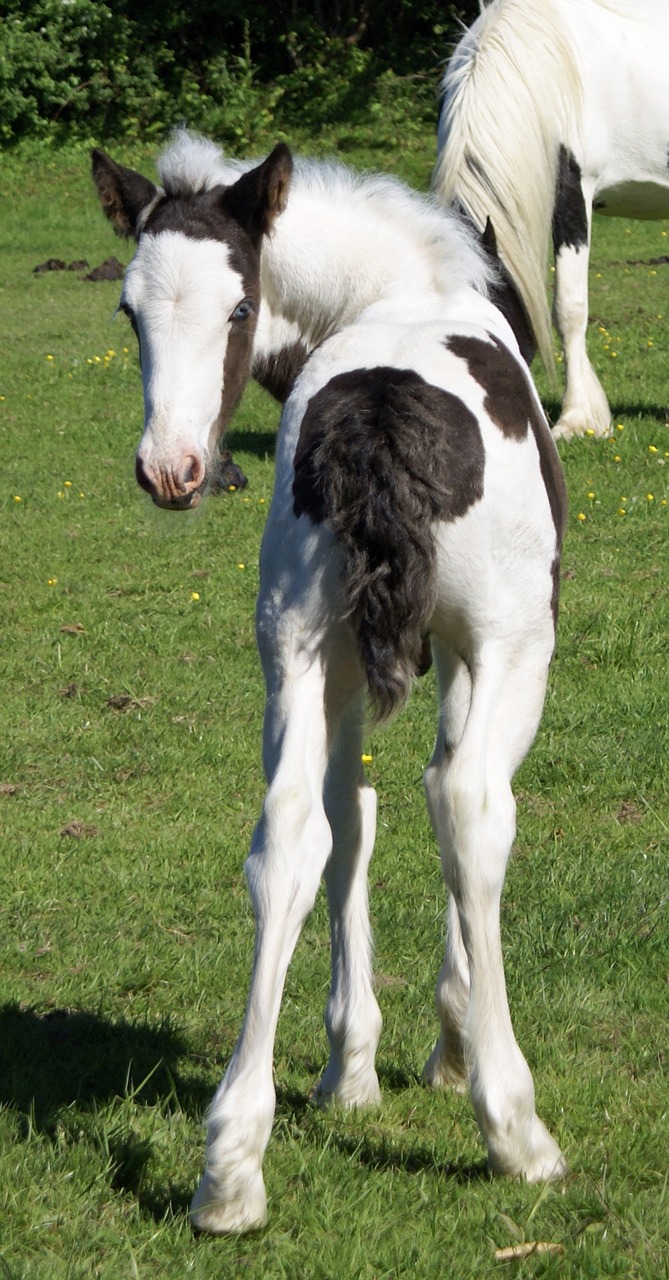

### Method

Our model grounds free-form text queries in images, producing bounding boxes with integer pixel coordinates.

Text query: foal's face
[92,144,292,509]
[121,221,258,509]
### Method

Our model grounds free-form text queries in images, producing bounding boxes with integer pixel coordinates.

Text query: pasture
[1,133,667,1278]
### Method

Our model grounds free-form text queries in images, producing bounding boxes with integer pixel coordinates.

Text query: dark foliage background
[0,0,480,145]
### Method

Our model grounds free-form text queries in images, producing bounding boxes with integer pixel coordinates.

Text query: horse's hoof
[423,1041,468,1094]
[189,1168,267,1235]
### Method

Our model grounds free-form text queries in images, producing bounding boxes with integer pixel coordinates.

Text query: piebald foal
[92,135,568,1234]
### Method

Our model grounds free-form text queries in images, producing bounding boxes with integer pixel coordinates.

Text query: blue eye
[231,300,253,322]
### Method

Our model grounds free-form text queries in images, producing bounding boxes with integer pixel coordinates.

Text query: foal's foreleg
[190,666,334,1235]
[316,694,382,1108]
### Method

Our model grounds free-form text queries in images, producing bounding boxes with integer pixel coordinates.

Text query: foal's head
[91,144,292,508]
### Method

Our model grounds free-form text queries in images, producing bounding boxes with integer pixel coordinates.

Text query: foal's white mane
[433,0,584,373]
[157,129,494,305]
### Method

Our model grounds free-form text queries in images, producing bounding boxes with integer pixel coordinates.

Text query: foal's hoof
[487,1117,567,1185]
[211,450,249,493]
[189,1168,268,1235]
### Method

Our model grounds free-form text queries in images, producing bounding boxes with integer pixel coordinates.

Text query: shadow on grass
[541,396,669,426]
[334,1129,489,1184]
[274,1067,489,1187]
[0,1002,211,1130]
[225,426,277,460]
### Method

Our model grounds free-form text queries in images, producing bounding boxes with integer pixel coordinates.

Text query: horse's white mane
[157,129,494,301]
[433,0,583,373]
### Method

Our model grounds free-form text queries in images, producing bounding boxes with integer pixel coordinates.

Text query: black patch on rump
[292,366,484,720]
[552,145,588,254]
[447,333,567,626]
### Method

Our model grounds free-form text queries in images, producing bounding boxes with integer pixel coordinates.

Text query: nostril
[135,453,155,494]
[181,453,205,492]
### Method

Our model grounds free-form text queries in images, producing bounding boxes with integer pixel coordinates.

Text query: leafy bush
[0,0,477,145]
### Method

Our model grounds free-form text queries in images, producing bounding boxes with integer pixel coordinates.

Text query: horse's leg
[316,692,383,1108]
[424,646,472,1091]
[424,639,566,1182]
[190,658,337,1234]
[551,153,611,440]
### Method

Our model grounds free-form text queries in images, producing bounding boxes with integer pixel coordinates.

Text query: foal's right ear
[91,149,160,239]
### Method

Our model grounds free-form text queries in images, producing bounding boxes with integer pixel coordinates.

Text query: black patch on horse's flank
[254,341,310,402]
[292,367,484,720]
[552,145,588,254]
[446,332,532,440]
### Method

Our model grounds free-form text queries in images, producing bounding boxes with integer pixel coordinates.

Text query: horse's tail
[292,367,484,722]
[432,0,582,375]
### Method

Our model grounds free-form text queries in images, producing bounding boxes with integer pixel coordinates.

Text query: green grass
[0,131,668,1279]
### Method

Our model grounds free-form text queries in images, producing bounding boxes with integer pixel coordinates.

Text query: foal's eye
[119,301,139,338]
[231,299,253,322]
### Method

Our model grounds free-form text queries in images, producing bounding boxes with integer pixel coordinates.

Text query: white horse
[93,133,568,1234]
[433,0,669,440]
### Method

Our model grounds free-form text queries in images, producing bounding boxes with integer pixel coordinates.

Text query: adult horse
[433,0,669,440]
[92,133,567,1232]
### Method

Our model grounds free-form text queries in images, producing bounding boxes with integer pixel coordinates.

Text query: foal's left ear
[91,149,160,239]
[221,144,293,248]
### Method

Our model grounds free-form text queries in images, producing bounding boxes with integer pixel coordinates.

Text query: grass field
[0,129,667,1279]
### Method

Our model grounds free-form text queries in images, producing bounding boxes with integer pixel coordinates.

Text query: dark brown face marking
[142,191,261,300]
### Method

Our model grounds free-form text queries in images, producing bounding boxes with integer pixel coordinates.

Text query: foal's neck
[251,176,464,402]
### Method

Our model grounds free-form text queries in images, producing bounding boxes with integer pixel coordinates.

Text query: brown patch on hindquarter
[447,331,568,547]
[446,332,532,440]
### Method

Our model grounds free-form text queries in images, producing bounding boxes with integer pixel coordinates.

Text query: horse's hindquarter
[566,0,669,212]
[267,317,563,663]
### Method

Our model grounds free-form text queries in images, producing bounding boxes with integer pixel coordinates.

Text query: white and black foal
[93,134,568,1233]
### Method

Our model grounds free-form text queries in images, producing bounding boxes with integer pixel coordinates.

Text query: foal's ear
[221,144,293,248]
[91,149,160,239]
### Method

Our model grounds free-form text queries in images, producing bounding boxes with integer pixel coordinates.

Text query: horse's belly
[595,180,669,221]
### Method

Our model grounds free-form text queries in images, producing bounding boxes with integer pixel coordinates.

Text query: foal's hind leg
[316,693,383,1108]
[425,641,566,1183]
[190,658,337,1234]
[423,647,472,1091]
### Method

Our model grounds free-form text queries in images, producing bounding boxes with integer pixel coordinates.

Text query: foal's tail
[432,0,581,375]
[292,367,483,722]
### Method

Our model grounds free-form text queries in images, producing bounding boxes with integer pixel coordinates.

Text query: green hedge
[0,0,476,145]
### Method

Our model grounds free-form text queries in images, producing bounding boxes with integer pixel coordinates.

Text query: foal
[92,135,568,1233]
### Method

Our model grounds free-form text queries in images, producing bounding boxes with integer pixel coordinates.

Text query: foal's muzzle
[135,449,206,510]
